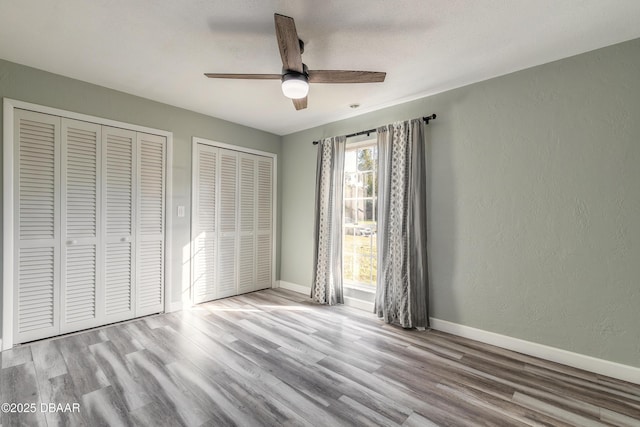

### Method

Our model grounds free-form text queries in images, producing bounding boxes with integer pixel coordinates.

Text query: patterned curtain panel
[374,119,429,328]
[311,136,346,305]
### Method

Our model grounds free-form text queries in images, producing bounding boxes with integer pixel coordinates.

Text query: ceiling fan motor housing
[282,63,309,81]
[281,64,309,99]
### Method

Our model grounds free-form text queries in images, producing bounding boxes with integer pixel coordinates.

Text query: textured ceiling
[1,0,640,135]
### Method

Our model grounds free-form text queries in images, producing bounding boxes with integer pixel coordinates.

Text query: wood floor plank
[512,392,609,427]
[31,339,68,381]
[436,382,573,427]
[129,401,188,427]
[402,411,440,427]
[126,349,210,426]
[165,359,265,426]
[89,340,153,411]
[42,374,85,427]
[1,289,639,426]
[0,362,47,427]
[1,346,32,369]
[56,335,110,396]
[98,324,145,356]
[81,386,134,427]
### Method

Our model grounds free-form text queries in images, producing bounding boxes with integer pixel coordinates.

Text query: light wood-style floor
[1,289,639,426]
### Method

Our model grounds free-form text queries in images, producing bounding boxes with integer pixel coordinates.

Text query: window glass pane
[343,140,378,288]
[362,171,374,197]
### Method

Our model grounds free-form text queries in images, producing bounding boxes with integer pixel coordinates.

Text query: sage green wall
[280,38,640,367]
[0,59,282,319]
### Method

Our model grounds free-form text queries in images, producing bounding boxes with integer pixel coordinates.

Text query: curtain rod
[312,114,436,145]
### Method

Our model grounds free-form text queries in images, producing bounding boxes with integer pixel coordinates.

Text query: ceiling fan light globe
[281,75,309,99]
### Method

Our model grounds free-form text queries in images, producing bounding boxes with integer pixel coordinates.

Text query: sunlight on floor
[203,304,312,312]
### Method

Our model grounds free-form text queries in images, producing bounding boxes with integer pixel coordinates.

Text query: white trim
[164,129,173,315]
[344,282,377,294]
[193,137,276,159]
[189,139,198,307]
[5,98,174,138]
[345,135,377,148]
[2,99,15,350]
[278,281,374,311]
[429,318,640,385]
[2,98,173,350]
[277,280,310,296]
[168,301,183,313]
[271,155,278,294]
[344,296,374,312]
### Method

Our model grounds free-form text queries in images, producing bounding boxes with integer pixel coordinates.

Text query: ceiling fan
[204,13,386,110]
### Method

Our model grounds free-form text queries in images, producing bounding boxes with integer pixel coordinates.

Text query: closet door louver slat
[18,119,57,240]
[136,133,165,316]
[17,248,56,334]
[14,110,61,343]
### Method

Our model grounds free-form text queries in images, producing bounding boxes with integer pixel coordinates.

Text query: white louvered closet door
[255,156,273,291]
[193,144,218,303]
[217,149,238,298]
[192,144,274,304]
[60,119,102,333]
[237,154,256,294]
[13,110,61,343]
[136,133,166,316]
[103,126,136,323]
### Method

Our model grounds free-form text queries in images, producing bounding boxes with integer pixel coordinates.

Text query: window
[343,139,377,288]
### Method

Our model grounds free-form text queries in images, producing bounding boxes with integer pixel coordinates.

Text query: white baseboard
[278,281,374,312]
[429,318,640,385]
[344,296,374,312]
[278,280,311,295]
[168,301,183,313]
[274,282,639,384]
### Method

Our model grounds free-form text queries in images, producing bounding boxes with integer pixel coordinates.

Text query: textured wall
[280,38,640,367]
[0,59,283,317]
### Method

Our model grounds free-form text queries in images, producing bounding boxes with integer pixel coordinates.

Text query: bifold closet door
[255,156,273,290]
[13,109,167,345]
[13,110,61,343]
[193,144,218,303]
[217,149,238,298]
[60,119,102,333]
[103,126,136,323]
[192,144,273,303]
[237,153,256,294]
[136,133,166,316]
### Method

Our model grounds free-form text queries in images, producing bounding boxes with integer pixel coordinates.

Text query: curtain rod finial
[423,113,437,124]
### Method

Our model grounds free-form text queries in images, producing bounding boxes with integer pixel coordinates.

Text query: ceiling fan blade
[274,13,303,73]
[292,96,307,110]
[204,73,281,80]
[308,70,386,84]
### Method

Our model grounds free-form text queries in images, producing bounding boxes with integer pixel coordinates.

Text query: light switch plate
[177,205,185,217]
